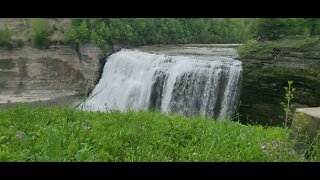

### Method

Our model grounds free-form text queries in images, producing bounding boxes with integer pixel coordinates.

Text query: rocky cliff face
[0,44,102,103]
[239,51,320,126]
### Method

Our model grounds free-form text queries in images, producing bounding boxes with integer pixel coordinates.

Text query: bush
[63,27,79,46]
[0,26,12,49]
[238,39,274,59]
[29,19,51,48]
[15,39,24,48]
[301,36,320,49]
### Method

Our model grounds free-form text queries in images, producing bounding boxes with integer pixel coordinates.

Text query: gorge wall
[1,42,319,127]
[0,44,103,103]
[239,50,320,126]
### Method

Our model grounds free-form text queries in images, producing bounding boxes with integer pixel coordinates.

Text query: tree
[64,27,79,46]
[77,20,90,42]
[254,18,291,39]
[304,18,320,36]
[248,18,312,39]
[63,18,252,47]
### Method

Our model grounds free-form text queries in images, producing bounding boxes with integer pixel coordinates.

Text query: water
[81,48,242,119]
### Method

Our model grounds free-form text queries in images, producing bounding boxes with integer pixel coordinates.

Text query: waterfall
[81,49,242,119]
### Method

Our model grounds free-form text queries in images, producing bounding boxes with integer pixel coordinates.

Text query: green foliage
[238,39,273,59]
[15,39,24,48]
[307,131,320,161]
[0,26,12,49]
[64,27,79,46]
[304,18,320,36]
[250,18,297,39]
[238,35,320,60]
[249,18,320,39]
[0,105,305,162]
[77,20,90,42]
[64,19,108,47]
[29,19,51,48]
[63,18,251,47]
[290,112,320,160]
[280,81,296,128]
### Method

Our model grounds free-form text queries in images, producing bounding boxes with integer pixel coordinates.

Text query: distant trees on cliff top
[63,18,320,48]
[249,18,320,40]
[63,18,251,47]
[2,18,320,49]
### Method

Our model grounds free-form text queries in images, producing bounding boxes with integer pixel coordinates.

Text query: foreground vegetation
[0,105,314,162]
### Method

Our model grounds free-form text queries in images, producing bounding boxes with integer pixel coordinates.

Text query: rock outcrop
[0,44,102,103]
[290,107,320,154]
[239,51,320,126]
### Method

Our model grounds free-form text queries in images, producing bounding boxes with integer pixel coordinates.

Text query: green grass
[0,105,307,162]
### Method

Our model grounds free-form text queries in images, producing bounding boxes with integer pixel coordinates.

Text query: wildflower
[289,149,296,155]
[260,145,266,150]
[270,141,279,148]
[15,131,25,139]
[83,123,92,130]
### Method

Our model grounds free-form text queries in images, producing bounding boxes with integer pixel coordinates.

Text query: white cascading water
[81,49,242,119]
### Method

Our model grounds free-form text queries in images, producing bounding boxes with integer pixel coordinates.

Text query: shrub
[0,26,12,49]
[29,19,51,48]
[63,27,79,46]
[15,39,24,48]
[238,39,274,59]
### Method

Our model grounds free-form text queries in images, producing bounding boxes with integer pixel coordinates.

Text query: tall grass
[0,105,305,162]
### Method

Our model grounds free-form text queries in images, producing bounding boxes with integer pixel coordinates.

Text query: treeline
[3,18,320,50]
[64,18,251,47]
[248,18,320,40]
[64,18,320,48]
[238,19,320,60]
